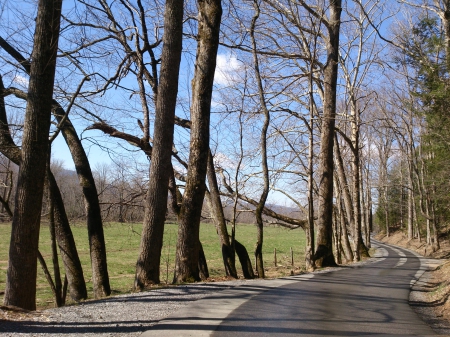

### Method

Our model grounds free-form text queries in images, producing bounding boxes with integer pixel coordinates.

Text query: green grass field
[0,221,306,309]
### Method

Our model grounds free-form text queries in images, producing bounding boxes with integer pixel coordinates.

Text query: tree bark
[250,0,270,278]
[0,36,106,299]
[47,194,63,307]
[206,153,237,278]
[47,168,88,301]
[314,0,341,268]
[305,90,315,271]
[350,107,363,261]
[4,0,62,310]
[235,240,255,279]
[135,0,183,288]
[54,107,110,298]
[334,177,354,262]
[334,136,356,253]
[198,241,209,280]
[173,0,222,283]
[0,75,87,303]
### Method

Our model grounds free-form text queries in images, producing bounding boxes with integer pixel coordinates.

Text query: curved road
[141,240,439,336]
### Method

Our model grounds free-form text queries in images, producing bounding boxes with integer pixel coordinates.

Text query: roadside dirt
[378,231,450,333]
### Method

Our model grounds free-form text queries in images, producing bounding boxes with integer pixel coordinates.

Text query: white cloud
[13,75,29,88]
[214,54,242,86]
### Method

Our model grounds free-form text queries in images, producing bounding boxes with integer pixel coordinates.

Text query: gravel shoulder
[1,240,448,337]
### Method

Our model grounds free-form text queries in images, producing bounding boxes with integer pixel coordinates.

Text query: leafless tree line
[1,0,447,310]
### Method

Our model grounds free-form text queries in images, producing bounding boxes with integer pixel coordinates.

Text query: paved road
[141,241,440,336]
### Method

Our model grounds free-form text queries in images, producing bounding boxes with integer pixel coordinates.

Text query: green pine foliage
[406,17,450,232]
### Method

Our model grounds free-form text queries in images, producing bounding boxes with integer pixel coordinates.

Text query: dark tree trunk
[305,99,315,271]
[54,108,110,298]
[0,37,101,299]
[198,242,209,280]
[173,0,222,283]
[3,0,62,310]
[135,0,183,289]
[334,138,355,257]
[235,240,255,279]
[335,180,353,263]
[37,250,61,307]
[48,195,63,307]
[250,0,270,279]
[0,78,87,303]
[314,0,341,268]
[206,152,238,278]
[47,169,88,301]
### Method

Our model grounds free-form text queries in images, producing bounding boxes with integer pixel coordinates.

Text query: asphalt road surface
[141,240,440,336]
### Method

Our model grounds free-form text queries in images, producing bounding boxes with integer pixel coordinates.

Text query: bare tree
[314,0,342,267]
[173,0,222,283]
[135,0,183,288]
[3,0,63,310]
[0,36,110,299]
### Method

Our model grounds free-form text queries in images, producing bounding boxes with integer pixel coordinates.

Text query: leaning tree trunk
[47,193,64,307]
[4,0,62,310]
[334,178,354,263]
[235,240,255,279]
[0,76,87,303]
[47,168,88,301]
[334,136,356,255]
[55,108,110,298]
[198,241,209,280]
[135,0,183,289]
[173,0,222,283]
[206,153,238,278]
[0,37,102,298]
[314,0,341,268]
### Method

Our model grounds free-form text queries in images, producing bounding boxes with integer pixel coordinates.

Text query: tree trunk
[205,152,237,278]
[173,0,222,283]
[47,169,88,301]
[305,88,315,271]
[335,183,353,263]
[431,202,440,250]
[350,106,366,260]
[250,0,270,278]
[363,164,371,248]
[4,0,62,310]
[55,107,110,298]
[314,0,341,268]
[235,240,255,279]
[334,136,356,254]
[198,241,209,280]
[340,206,354,263]
[0,75,87,303]
[407,174,414,240]
[384,185,389,237]
[333,204,341,264]
[37,250,60,307]
[135,0,183,288]
[48,199,63,307]
[360,165,369,249]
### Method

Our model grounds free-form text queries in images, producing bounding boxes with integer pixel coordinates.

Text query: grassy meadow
[0,221,306,309]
